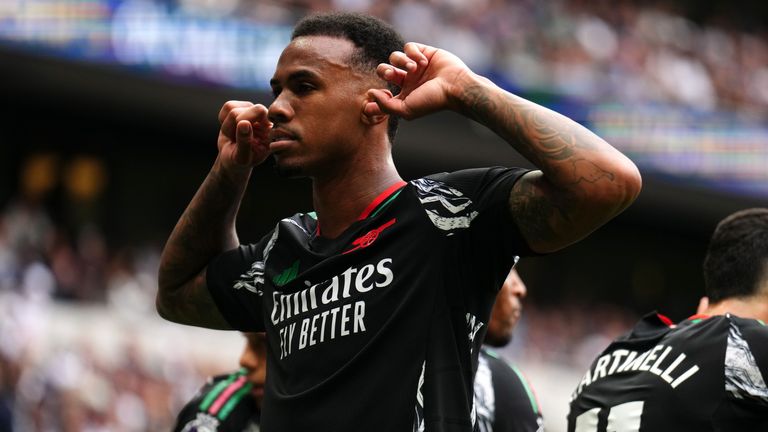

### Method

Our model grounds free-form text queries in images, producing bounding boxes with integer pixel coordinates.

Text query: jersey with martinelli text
[567,312,768,432]
[206,167,531,432]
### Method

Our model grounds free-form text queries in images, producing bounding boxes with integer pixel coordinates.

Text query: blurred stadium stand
[1,0,766,430]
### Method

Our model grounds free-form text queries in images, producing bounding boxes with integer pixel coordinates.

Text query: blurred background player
[174,332,266,432]
[475,267,543,432]
[567,208,768,431]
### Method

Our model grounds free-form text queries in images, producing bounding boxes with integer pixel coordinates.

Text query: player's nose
[268,94,294,124]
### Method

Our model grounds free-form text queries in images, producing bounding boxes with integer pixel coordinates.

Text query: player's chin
[485,330,513,348]
[272,156,306,178]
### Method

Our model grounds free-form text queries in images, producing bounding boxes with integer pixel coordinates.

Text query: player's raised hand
[365,42,472,120]
[217,101,272,172]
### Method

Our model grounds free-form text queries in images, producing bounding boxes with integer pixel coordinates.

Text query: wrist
[451,71,498,113]
[213,156,252,187]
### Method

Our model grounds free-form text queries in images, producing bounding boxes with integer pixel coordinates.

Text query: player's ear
[361,89,392,125]
[696,296,710,315]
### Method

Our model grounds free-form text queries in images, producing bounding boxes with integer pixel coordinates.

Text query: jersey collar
[314,180,407,236]
[684,313,710,324]
[357,180,408,220]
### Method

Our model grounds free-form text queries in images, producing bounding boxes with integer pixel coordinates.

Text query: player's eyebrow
[270,69,321,89]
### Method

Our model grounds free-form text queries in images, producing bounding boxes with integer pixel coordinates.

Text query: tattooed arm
[157,102,272,328]
[459,83,641,252]
[367,43,642,253]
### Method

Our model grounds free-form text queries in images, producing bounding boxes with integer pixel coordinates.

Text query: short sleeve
[423,167,534,298]
[726,318,768,407]
[428,166,534,256]
[713,317,768,429]
[206,234,273,331]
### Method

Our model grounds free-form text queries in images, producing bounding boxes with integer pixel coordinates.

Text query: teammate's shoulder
[479,347,543,417]
[725,313,768,327]
[198,370,247,397]
[688,313,768,334]
[174,370,251,432]
[480,346,502,364]
[480,346,505,362]
[725,313,768,340]
[615,311,675,342]
[480,347,520,373]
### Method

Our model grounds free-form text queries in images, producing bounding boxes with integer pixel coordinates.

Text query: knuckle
[220,101,239,121]
[229,108,243,121]
[224,100,251,112]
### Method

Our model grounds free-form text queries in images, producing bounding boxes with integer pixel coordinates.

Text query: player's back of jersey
[567,312,768,432]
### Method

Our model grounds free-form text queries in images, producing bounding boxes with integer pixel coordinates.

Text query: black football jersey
[567,312,768,432]
[206,167,530,432]
[174,369,260,432]
[474,347,543,432]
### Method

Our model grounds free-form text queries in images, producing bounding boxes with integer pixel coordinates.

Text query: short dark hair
[292,12,404,144]
[703,208,768,302]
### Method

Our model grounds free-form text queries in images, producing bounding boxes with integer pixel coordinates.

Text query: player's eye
[295,82,315,94]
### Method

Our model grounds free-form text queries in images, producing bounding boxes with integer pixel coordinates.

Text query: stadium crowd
[190,0,768,118]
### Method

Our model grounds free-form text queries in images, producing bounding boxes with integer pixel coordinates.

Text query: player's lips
[269,128,298,150]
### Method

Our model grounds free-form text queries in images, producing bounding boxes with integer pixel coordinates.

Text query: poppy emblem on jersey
[342,218,396,255]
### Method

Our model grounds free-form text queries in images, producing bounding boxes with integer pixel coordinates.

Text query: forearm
[457,74,633,191]
[455,73,641,250]
[158,157,251,299]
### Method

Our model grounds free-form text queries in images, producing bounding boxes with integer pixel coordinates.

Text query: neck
[703,295,768,322]
[311,151,402,238]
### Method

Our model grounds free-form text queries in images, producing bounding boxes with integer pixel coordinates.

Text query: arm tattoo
[568,159,615,184]
[157,163,247,328]
[461,82,629,251]
[160,166,241,286]
[461,84,603,171]
[508,176,569,247]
